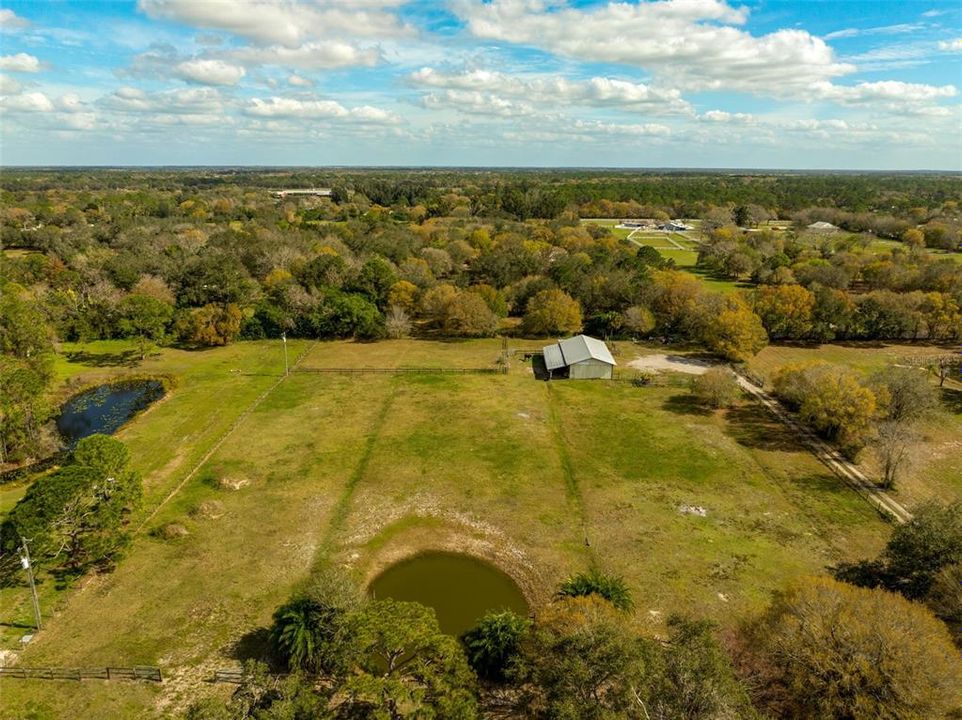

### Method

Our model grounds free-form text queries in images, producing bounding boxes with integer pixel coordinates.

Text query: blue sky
[0,0,960,169]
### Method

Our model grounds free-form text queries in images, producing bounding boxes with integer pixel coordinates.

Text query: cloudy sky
[1,0,960,169]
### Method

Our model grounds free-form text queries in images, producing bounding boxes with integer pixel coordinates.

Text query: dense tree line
[185,561,962,720]
[2,180,769,352]
[1,171,958,461]
[0,281,57,462]
[4,169,960,221]
[697,221,961,342]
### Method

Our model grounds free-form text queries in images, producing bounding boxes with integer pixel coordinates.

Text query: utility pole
[19,537,41,632]
[282,332,289,376]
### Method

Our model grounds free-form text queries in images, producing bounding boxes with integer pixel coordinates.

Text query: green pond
[369,551,529,636]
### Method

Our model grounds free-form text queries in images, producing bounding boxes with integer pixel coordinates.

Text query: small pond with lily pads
[56,379,165,447]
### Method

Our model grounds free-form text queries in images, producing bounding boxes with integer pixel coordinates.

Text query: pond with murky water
[57,380,165,446]
[369,551,529,636]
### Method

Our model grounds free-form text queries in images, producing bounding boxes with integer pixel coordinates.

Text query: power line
[19,536,42,632]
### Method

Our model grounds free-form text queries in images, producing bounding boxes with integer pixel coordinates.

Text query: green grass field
[587,221,748,294]
[0,338,912,718]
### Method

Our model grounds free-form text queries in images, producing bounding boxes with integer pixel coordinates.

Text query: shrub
[384,305,412,339]
[690,368,741,408]
[871,365,939,423]
[834,501,962,601]
[649,617,758,720]
[557,568,634,611]
[269,596,345,673]
[461,610,530,682]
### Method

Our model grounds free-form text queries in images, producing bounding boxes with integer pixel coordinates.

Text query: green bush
[461,610,530,682]
[557,568,634,612]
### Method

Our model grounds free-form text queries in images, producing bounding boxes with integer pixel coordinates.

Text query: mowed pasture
[0,338,896,718]
[581,219,747,293]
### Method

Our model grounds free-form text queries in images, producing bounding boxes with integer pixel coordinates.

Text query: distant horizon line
[2,165,961,174]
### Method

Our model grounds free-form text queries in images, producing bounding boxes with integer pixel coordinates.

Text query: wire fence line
[292,366,507,375]
[0,665,162,682]
[136,341,318,533]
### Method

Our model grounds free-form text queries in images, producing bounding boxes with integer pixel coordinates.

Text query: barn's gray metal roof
[542,335,616,370]
[543,344,566,370]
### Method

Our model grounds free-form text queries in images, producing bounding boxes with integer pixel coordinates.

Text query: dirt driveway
[626,354,718,374]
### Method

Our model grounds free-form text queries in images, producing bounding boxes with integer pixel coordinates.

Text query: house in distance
[541,335,616,380]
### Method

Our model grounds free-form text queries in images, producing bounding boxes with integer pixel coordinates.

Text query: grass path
[136,342,317,533]
[544,384,593,561]
[320,380,399,552]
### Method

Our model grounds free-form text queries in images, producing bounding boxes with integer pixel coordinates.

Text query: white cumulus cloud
[138,0,412,46]
[0,72,23,94]
[421,89,536,117]
[700,110,755,124]
[287,73,314,87]
[174,58,246,86]
[453,0,853,93]
[100,86,226,115]
[939,38,962,52]
[0,53,41,72]
[227,41,381,70]
[244,96,399,123]
[1,91,54,112]
[0,8,31,30]
[411,68,691,114]
[810,79,957,114]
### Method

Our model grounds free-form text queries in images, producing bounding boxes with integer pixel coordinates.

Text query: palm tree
[270,597,331,672]
[461,610,530,682]
[557,568,635,612]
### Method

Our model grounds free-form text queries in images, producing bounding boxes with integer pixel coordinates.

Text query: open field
[581,219,746,293]
[0,338,934,718]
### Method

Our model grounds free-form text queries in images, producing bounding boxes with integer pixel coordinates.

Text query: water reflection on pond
[57,380,165,446]
[369,551,529,636]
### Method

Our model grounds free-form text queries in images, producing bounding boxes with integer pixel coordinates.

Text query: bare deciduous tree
[385,305,412,339]
[872,420,915,490]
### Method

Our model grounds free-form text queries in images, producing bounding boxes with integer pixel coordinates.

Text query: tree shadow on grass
[940,387,962,415]
[0,620,36,631]
[228,627,284,670]
[64,349,140,368]
[790,472,852,496]
[724,403,803,452]
[688,264,754,290]
[49,566,86,591]
[661,394,712,416]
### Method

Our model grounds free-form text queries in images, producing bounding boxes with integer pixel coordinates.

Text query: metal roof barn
[542,335,616,379]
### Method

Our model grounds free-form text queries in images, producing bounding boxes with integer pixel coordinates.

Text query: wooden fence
[0,666,162,682]
[211,669,245,684]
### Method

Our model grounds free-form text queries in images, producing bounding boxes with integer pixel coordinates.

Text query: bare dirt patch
[218,477,250,491]
[627,354,720,375]
[342,499,548,607]
[191,500,225,520]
